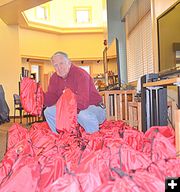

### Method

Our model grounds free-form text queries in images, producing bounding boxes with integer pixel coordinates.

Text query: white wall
[107,0,127,83]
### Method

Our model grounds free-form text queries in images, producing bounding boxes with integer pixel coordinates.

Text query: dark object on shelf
[21,67,25,77]
[107,83,120,90]
[121,83,135,90]
[21,67,30,78]
[0,85,10,124]
[141,73,168,133]
[159,67,180,78]
[134,93,141,102]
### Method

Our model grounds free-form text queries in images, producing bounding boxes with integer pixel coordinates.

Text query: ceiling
[0,0,107,34]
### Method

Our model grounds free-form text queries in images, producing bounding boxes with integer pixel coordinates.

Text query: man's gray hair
[51,51,69,60]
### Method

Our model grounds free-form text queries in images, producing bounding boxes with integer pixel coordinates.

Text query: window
[79,66,90,74]
[36,5,49,20]
[75,7,91,24]
[125,0,154,82]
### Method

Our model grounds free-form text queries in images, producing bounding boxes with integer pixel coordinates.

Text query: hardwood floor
[0,120,12,161]
[0,117,29,161]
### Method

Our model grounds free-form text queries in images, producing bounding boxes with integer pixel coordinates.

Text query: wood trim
[143,77,180,87]
[128,101,142,131]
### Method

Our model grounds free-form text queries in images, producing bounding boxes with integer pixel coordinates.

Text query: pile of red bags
[0,121,179,191]
[1,85,179,191]
[20,77,44,116]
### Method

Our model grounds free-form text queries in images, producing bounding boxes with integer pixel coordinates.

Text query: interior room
[0,0,180,191]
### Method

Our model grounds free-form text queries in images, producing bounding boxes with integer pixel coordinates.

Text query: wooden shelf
[143,77,180,87]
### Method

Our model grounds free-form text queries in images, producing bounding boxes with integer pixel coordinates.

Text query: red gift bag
[56,88,77,133]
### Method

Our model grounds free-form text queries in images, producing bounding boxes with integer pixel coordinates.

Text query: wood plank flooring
[0,118,29,161]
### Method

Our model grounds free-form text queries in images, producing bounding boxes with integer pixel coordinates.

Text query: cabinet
[143,77,180,154]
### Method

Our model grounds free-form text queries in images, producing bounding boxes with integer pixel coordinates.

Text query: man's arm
[75,72,90,111]
[44,75,59,107]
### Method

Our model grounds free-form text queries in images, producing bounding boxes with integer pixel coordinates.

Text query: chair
[13,94,23,123]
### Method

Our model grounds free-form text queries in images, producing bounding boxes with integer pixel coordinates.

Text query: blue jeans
[44,105,106,134]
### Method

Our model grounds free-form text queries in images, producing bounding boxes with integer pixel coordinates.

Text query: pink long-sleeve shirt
[44,64,102,112]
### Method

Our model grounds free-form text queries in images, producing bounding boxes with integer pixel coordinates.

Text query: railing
[99,90,136,121]
[128,101,142,131]
[99,90,176,134]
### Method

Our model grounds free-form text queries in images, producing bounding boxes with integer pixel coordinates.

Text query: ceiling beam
[0,0,51,24]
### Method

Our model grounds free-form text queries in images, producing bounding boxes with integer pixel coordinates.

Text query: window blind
[126,0,154,82]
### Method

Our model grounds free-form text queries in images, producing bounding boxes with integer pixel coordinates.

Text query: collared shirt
[44,64,102,112]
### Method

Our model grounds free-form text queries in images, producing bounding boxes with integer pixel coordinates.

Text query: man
[44,51,106,134]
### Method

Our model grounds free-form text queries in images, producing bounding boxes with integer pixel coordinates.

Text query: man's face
[51,54,71,78]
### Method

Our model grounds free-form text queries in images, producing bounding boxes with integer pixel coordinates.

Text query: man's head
[51,51,71,78]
